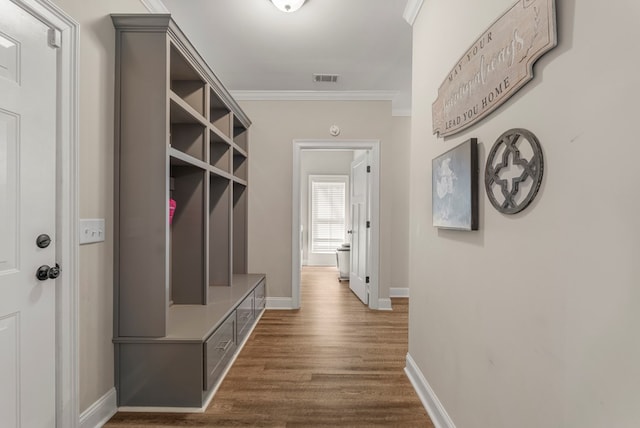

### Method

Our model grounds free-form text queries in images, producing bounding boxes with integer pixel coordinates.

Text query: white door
[349,153,369,305]
[0,1,58,426]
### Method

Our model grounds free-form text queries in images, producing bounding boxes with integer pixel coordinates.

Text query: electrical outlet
[79,218,105,245]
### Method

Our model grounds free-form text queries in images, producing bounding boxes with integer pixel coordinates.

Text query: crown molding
[403,0,424,26]
[139,0,169,13]
[230,90,411,116]
[231,90,398,102]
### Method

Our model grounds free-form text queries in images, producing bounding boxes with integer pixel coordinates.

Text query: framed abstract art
[432,138,479,230]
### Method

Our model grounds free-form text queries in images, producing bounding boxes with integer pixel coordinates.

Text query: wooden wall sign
[432,0,557,138]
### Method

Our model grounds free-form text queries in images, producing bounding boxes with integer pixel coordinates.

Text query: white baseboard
[377,298,393,311]
[117,403,205,413]
[266,297,294,310]
[79,387,117,428]
[405,353,456,428]
[390,287,410,298]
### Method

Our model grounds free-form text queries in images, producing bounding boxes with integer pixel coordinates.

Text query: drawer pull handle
[216,340,232,351]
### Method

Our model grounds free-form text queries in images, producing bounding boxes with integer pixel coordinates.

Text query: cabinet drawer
[203,314,236,391]
[236,292,254,342]
[254,280,266,314]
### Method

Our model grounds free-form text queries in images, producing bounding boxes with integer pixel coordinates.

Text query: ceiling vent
[313,74,339,83]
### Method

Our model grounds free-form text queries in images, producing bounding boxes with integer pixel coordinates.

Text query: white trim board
[266,297,295,310]
[403,0,425,26]
[292,140,381,311]
[405,353,457,428]
[378,298,393,311]
[13,1,80,426]
[231,90,410,117]
[79,388,117,428]
[390,287,410,298]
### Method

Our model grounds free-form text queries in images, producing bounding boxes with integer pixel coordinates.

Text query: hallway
[106,267,431,426]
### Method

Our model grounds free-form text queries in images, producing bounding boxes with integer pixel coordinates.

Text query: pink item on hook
[169,198,176,225]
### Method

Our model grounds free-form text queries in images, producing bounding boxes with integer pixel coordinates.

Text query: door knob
[48,263,61,279]
[35,263,61,281]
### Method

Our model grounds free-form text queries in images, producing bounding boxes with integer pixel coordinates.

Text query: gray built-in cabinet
[111,14,265,409]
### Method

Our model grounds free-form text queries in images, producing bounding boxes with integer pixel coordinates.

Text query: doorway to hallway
[292,140,380,310]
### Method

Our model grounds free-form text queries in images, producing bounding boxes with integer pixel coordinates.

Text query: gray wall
[409,0,640,427]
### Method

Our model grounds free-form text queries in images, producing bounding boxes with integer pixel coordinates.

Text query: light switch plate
[79,218,105,245]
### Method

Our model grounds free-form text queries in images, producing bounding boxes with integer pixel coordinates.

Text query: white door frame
[11,0,80,426]
[292,140,380,310]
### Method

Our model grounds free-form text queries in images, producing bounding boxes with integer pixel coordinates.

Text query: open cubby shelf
[209,174,231,287]
[170,123,205,162]
[233,116,248,152]
[170,44,206,116]
[233,150,247,181]
[233,182,247,274]
[170,165,206,305]
[210,129,231,172]
[112,14,262,410]
[169,148,209,171]
[210,88,231,138]
[169,93,207,126]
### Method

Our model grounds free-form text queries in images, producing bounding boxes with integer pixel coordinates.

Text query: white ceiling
[159,0,413,114]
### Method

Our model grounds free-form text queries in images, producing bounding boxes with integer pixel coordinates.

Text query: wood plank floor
[106,267,432,427]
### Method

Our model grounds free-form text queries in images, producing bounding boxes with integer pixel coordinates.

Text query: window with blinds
[310,176,348,254]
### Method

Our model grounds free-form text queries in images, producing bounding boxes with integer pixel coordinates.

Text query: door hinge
[366,220,371,228]
[366,165,371,173]
[365,276,370,284]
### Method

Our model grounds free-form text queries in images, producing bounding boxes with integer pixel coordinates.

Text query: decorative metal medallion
[485,128,544,214]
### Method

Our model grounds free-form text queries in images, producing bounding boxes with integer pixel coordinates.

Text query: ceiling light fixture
[270,0,306,13]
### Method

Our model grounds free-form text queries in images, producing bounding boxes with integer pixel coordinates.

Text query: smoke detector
[271,0,306,13]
